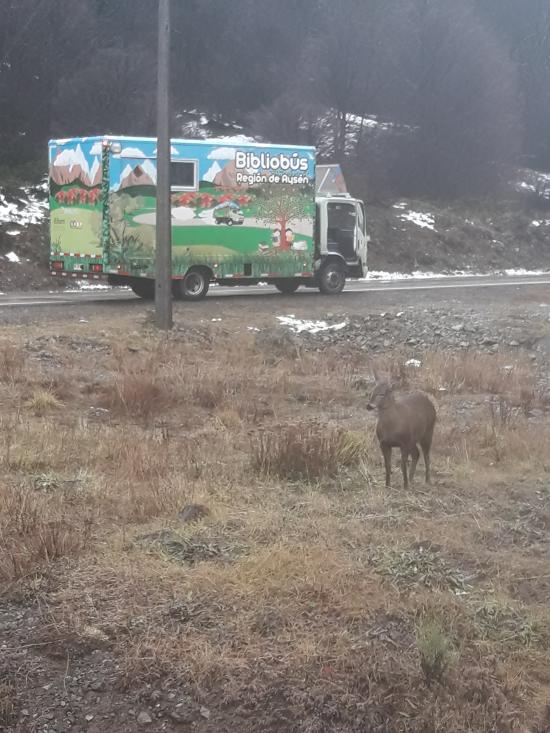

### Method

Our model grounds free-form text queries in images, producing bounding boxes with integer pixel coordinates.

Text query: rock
[255,327,300,359]
[171,701,196,723]
[200,706,211,720]
[451,323,464,332]
[178,504,210,524]
[137,711,153,725]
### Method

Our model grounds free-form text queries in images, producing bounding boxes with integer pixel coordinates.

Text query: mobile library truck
[48,136,368,299]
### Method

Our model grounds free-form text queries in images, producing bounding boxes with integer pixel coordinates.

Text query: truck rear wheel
[130,278,155,300]
[318,261,346,295]
[176,268,210,301]
[274,280,300,294]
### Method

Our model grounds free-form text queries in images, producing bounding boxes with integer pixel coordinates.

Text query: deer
[366,373,436,490]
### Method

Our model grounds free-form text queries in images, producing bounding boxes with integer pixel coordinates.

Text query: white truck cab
[313,193,369,293]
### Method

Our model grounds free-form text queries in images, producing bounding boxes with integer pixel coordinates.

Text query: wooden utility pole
[155,0,172,329]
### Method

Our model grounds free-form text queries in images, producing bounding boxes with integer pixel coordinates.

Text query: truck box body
[48,135,318,283]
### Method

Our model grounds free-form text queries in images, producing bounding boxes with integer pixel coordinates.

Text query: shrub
[252,422,365,480]
[416,618,454,687]
[25,390,63,416]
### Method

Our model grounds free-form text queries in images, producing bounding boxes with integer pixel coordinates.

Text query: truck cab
[313,194,369,293]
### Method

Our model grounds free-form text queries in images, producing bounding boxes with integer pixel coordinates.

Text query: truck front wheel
[274,280,300,294]
[318,261,346,295]
[176,268,210,301]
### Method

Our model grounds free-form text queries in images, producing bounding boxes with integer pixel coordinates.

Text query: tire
[178,268,210,301]
[130,278,155,300]
[226,219,234,226]
[318,261,346,295]
[274,280,300,294]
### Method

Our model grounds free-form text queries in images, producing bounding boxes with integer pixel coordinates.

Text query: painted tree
[88,189,101,205]
[255,185,312,250]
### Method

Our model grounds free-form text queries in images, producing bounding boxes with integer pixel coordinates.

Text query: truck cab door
[355,202,368,270]
[326,201,357,260]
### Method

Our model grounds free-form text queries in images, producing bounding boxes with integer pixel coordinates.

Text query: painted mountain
[117,159,157,191]
[203,161,222,183]
[213,160,248,189]
[50,144,102,187]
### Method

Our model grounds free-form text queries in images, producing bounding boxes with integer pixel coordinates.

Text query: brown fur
[367,380,436,489]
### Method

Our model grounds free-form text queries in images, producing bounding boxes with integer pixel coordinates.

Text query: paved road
[2,272,550,309]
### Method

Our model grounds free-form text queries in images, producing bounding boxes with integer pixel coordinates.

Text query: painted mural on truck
[48,138,104,258]
[49,136,316,280]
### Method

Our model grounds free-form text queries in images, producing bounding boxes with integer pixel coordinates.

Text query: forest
[1,0,549,197]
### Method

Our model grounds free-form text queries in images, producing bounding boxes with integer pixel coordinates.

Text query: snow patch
[400,210,436,231]
[277,315,348,334]
[0,187,48,225]
[363,268,550,282]
[6,230,20,236]
[5,251,20,263]
[207,135,257,145]
[65,282,114,292]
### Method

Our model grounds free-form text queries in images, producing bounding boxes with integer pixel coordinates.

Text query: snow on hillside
[514,168,550,200]
[0,184,47,226]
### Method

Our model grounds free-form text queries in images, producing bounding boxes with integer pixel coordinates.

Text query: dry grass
[101,358,169,420]
[24,389,63,416]
[0,340,26,384]
[371,348,537,404]
[0,484,92,582]
[252,422,367,480]
[0,679,16,726]
[1,318,550,730]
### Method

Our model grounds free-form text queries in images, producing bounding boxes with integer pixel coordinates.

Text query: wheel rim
[184,272,204,296]
[325,268,344,290]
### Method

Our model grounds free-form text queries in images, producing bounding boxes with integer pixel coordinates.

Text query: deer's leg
[381,443,392,488]
[409,444,420,484]
[421,430,434,484]
[400,447,409,490]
